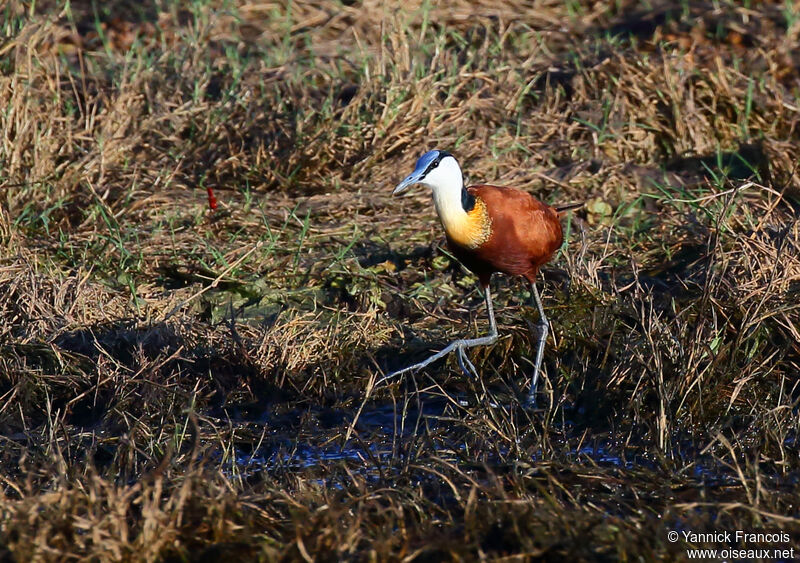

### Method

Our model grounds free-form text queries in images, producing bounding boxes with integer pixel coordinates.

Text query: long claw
[456,344,480,379]
[378,334,498,385]
[379,286,498,386]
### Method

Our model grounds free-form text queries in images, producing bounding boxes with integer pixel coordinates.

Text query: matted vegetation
[2,0,800,560]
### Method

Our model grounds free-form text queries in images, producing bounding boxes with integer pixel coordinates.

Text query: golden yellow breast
[444,198,492,249]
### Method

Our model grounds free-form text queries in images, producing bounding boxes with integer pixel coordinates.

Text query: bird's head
[392,150,463,196]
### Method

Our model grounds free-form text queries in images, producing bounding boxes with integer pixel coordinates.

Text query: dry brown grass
[1,0,800,560]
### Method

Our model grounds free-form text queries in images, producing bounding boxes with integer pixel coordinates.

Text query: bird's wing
[467,185,564,272]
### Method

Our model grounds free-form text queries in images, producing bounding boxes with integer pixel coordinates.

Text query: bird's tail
[554,202,583,216]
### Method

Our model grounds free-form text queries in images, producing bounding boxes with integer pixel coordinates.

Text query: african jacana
[385,150,580,407]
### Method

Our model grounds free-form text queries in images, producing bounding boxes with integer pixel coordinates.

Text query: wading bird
[384,150,580,407]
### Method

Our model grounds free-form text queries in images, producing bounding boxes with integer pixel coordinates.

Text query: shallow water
[217,391,788,500]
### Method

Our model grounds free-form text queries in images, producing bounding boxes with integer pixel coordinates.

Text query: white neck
[432,183,468,233]
[422,157,467,232]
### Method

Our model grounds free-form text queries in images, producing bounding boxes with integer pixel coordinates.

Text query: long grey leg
[525,281,548,408]
[379,285,498,384]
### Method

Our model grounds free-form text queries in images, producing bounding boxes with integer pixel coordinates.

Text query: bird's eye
[431,161,439,169]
